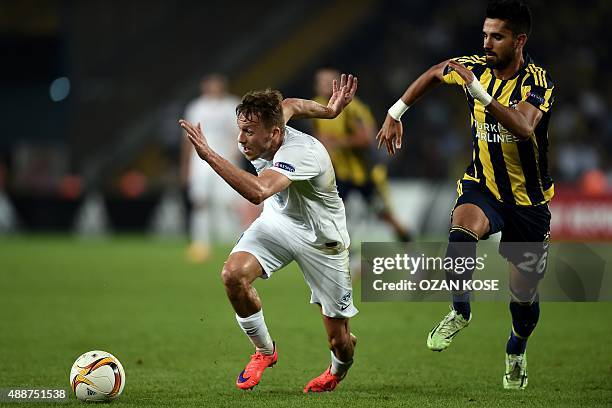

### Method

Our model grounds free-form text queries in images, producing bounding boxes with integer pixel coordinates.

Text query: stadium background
[1,1,611,407]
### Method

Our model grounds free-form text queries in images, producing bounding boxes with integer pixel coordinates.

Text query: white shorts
[231,216,358,319]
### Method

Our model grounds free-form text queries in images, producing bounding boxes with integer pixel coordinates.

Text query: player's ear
[515,33,527,49]
[271,126,282,139]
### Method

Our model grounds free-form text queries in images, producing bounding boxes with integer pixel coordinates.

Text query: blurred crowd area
[0,0,610,203]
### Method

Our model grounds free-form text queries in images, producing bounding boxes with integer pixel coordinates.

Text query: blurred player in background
[313,68,412,242]
[377,0,553,389]
[180,74,359,393]
[180,74,241,262]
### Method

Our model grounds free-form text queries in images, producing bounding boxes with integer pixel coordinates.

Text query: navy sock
[506,331,527,355]
[453,292,471,320]
[506,301,540,355]
[446,226,478,320]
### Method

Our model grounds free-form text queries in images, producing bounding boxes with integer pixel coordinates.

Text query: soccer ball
[69,350,126,401]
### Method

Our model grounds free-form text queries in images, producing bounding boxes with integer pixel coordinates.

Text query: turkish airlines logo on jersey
[273,162,295,172]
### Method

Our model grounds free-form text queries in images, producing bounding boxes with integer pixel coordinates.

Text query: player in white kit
[180,74,242,262]
[179,74,358,393]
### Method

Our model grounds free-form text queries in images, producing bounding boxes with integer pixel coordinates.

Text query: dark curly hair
[486,0,532,37]
[236,89,284,131]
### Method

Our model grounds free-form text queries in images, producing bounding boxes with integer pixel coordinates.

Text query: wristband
[466,78,493,106]
[388,99,410,121]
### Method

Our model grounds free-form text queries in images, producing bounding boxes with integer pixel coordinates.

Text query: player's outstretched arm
[282,73,358,124]
[179,119,291,205]
[446,60,543,139]
[377,60,448,156]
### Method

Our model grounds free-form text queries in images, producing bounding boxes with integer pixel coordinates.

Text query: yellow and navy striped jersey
[312,96,376,185]
[443,54,555,206]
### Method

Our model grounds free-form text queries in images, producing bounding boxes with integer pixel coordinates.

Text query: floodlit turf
[1,236,611,407]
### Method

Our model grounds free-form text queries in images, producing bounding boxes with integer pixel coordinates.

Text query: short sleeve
[269,145,321,181]
[522,68,554,113]
[442,63,464,86]
[442,55,486,86]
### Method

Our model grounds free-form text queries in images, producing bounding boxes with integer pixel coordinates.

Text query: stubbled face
[482,18,523,70]
[237,114,279,161]
[314,69,339,98]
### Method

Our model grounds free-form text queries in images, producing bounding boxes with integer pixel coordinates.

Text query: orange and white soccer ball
[69,350,126,401]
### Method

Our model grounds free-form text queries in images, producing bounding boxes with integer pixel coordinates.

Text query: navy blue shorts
[453,179,551,273]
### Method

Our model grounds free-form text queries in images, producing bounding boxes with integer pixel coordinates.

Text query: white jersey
[185,95,240,163]
[185,94,241,203]
[250,126,350,250]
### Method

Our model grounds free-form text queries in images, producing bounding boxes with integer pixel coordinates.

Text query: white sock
[191,206,210,245]
[236,310,274,355]
[330,350,353,378]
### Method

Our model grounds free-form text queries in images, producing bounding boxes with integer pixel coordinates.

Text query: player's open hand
[327,74,358,118]
[376,113,403,156]
[447,60,475,85]
[179,119,210,160]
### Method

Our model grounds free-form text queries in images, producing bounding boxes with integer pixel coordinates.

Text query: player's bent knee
[452,204,489,238]
[221,252,263,288]
[221,262,250,288]
[220,266,238,288]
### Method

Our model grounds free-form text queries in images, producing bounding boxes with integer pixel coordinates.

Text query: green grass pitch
[1,236,611,407]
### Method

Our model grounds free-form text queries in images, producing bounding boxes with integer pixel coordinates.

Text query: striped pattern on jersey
[312,96,376,186]
[443,54,555,206]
